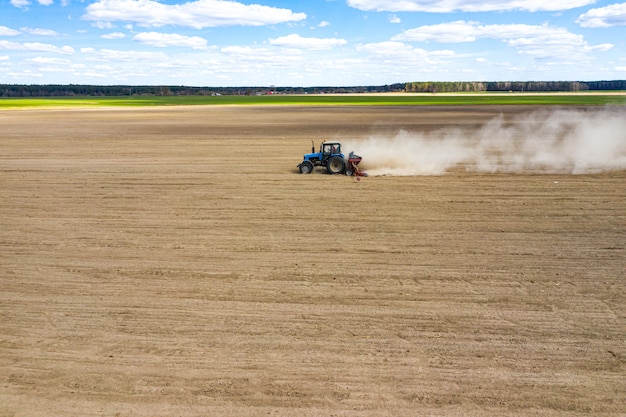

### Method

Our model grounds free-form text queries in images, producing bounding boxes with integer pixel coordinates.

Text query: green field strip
[1,93,625,109]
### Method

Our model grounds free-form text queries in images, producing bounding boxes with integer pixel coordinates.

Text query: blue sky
[1,0,625,86]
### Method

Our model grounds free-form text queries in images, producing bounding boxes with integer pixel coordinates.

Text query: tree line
[405,80,626,93]
[0,83,406,97]
[0,81,624,97]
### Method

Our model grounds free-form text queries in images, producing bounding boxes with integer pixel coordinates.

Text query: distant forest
[0,84,405,97]
[0,80,624,97]
[405,80,626,93]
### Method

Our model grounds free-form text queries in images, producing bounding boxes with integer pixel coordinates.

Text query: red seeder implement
[348,152,367,177]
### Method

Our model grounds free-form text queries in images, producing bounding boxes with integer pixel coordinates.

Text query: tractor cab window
[322,143,340,154]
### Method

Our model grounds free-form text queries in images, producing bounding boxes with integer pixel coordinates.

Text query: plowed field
[1,105,624,416]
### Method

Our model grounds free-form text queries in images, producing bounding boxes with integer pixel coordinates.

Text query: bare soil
[1,105,624,416]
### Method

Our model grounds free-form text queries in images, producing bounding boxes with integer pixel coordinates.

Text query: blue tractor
[298,141,356,175]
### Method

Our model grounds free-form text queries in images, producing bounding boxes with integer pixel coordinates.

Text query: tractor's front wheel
[299,161,314,174]
[327,156,345,175]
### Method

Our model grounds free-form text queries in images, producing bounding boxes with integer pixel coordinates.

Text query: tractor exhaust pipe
[311,140,315,153]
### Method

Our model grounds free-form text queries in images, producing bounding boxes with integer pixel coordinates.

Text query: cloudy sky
[1,0,625,86]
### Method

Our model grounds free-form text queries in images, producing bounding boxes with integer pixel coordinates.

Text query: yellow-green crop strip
[1,93,625,109]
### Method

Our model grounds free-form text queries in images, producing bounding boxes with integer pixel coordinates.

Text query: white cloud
[394,21,569,43]
[7,69,44,78]
[81,47,169,62]
[318,21,330,28]
[0,40,74,54]
[269,34,347,50]
[0,26,21,36]
[221,46,265,55]
[390,15,401,24]
[133,32,208,49]
[588,43,614,52]
[350,41,459,82]
[10,0,30,8]
[393,21,613,61]
[30,56,72,65]
[29,56,76,72]
[9,0,53,7]
[0,55,9,61]
[576,3,626,28]
[221,46,290,61]
[102,32,126,39]
[83,0,307,29]
[20,27,60,36]
[347,0,596,13]
[92,21,115,29]
[358,41,455,65]
[75,71,109,78]
[505,32,603,59]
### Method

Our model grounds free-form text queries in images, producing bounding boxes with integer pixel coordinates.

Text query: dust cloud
[346,109,626,176]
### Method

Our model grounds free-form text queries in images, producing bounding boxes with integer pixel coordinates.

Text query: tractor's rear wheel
[299,161,314,174]
[327,156,345,175]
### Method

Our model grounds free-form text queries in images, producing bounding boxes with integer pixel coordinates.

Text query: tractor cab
[321,142,342,159]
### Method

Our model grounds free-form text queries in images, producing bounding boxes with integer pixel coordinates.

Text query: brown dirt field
[1,105,624,417]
